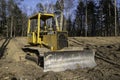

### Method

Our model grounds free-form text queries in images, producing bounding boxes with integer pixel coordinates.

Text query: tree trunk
[55,17,59,31]
[13,26,15,37]
[10,16,13,37]
[21,24,24,36]
[114,0,117,36]
[6,25,8,37]
[60,12,63,31]
[85,0,88,37]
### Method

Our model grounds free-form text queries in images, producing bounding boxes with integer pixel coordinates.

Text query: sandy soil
[0,37,120,80]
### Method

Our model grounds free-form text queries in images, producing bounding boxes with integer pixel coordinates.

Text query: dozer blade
[44,49,96,72]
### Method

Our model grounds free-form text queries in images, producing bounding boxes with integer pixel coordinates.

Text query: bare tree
[114,0,117,36]
[85,0,88,37]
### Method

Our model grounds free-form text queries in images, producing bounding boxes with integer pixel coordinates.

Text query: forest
[0,0,120,37]
[0,1,120,79]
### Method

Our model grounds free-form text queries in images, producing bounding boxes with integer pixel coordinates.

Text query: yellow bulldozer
[25,13,96,72]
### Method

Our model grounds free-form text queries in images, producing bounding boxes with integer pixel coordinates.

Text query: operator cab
[29,13,56,34]
[27,13,59,45]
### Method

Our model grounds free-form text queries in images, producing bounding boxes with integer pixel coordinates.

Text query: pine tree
[0,0,7,36]
[99,0,115,36]
[87,0,96,36]
[75,1,85,36]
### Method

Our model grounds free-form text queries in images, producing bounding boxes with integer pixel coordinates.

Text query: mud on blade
[43,50,96,72]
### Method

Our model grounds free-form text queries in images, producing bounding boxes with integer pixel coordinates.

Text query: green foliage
[74,0,119,37]
[74,1,85,36]
[0,0,27,37]
[87,0,96,36]
[0,0,120,37]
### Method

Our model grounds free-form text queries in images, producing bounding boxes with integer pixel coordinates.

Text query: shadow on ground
[0,38,11,58]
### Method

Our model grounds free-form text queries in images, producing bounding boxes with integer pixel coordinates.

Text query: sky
[20,0,43,15]
[21,0,39,9]
[19,0,120,18]
[20,0,57,15]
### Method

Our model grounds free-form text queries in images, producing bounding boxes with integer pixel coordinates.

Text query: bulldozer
[24,13,96,72]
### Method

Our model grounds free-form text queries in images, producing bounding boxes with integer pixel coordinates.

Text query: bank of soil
[0,37,120,80]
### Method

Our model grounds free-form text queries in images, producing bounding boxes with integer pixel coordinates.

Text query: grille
[57,32,68,49]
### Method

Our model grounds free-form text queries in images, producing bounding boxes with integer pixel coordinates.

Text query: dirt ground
[0,37,120,80]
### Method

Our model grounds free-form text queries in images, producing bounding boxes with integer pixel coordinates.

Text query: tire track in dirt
[0,37,120,80]
[69,37,120,80]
